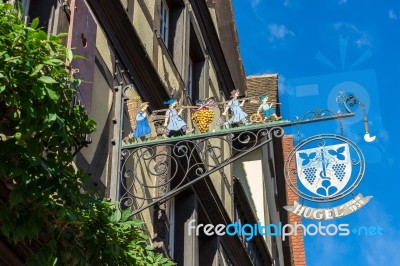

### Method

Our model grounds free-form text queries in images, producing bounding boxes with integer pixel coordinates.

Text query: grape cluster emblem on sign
[284,134,372,220]
[296,143,351,198]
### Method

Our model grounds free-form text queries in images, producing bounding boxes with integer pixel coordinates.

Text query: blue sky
[232,0,400,265]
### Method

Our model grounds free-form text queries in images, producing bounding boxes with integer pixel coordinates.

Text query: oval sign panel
[284,134,372,220]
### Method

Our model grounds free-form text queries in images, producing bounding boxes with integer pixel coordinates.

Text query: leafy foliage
[0,3,174,265]
[298,152,316,166]
[327,146,346,160]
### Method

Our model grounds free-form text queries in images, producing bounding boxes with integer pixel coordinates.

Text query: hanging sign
[284,134,372,220]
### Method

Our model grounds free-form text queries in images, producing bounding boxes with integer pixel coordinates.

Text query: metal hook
[340,93,375,142]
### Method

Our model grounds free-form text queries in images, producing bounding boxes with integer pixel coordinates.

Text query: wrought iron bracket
[116,86,359,214]
[120,126,285,215]
[117,113,355,215]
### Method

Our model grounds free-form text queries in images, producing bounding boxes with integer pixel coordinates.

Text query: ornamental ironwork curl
[118,126,284,214]
[291,90,361,128]
[336,91,361,113]
[292,108,345,141]
[292,108,337,122]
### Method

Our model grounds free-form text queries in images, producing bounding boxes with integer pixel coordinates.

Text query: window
[158,0,185,63]
[160,0,169,47]
[173,192,197,265]
[188,24,205,101]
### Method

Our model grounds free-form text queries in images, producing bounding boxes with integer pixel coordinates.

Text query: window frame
[188,58,194,100]
[187,23,205,102]
[160,0,170,47]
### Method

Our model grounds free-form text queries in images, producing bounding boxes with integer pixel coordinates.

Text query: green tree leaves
[38,76,58,84]
[0,3,174,266]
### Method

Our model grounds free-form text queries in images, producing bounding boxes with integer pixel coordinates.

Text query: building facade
[1,0,306,265]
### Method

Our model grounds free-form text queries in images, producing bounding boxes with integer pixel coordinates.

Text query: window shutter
[68,0,97,114]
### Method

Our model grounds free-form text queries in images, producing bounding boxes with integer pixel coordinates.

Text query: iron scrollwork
[119,127,284,214]
[336,91,376,142]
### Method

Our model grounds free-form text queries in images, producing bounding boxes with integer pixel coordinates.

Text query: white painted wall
[242,157,265,225]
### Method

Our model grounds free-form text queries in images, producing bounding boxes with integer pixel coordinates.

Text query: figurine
[133,102,152,139]
[163,99,189,137]
[257,95,281,121]
[222,90,251,128]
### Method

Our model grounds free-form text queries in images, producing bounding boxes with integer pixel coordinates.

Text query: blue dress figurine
[134,102,152,138]
[163,99,188,137]
[222,89,251,128]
